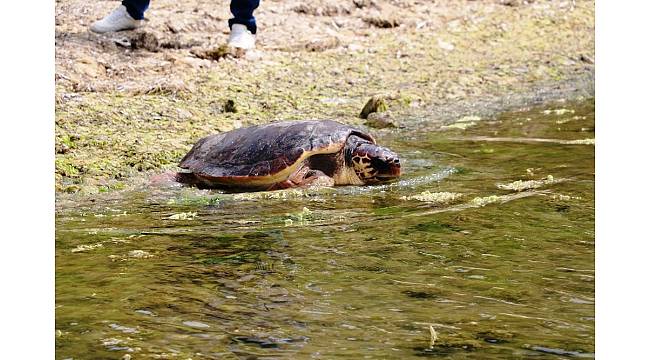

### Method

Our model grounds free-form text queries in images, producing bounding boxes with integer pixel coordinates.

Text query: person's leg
[121,0,150,20]
[228,0,260,34]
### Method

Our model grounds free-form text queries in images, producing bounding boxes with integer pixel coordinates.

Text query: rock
[56,143,71,154]
[305,36,340,52]
[579,54,594,64]
[182,321,210,329]
[72,57,106,78]
[63,185,81,194]
[437,39,455,51]
[143,78,192,95]
[166,20,186,34]
[293,3,350,16]
[114,38,131,48]
[223,99,237,113]
[364,15,401,28]
[353,0,380,9]
[365,112,396,128]
[360,95,388,119]
[177,56,211,69]
[346,43,364,52]
[176,108,193,119]
[191,45,244,61]
[130,30,160,52]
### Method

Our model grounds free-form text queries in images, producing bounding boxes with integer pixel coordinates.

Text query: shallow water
[56,99,594,359]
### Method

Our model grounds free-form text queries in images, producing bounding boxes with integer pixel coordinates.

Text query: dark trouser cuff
[122,0,148,20]
[228,19,257,34]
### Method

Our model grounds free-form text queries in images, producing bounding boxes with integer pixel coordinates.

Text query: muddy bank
[55,0,594,195]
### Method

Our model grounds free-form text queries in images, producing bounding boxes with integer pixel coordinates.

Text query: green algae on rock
[359,95,388,119]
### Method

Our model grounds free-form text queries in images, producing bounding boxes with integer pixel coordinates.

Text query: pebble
[183,321,210,329]
[437,39,455,51]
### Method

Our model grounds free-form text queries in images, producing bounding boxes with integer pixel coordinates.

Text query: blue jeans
[121,0,260,34]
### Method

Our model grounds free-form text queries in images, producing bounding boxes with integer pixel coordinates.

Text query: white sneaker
[90,5,142,33]
[228,24,256,50]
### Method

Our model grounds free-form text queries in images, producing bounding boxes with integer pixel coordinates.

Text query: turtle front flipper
[300,169,335,188]
[268,167,334,191]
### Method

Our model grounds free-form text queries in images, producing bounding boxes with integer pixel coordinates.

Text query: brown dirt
[55,0,594,195]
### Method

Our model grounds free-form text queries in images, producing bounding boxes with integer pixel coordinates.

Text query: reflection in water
[56,100,594,359]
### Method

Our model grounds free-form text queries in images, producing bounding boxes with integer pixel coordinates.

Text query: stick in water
[429,325,438,348]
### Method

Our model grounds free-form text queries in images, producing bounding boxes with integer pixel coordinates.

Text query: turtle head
[347,137,401,184]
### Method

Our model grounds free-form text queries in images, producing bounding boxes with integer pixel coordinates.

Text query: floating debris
[565,138,595,145]
[167,212,197,220]
[497,175,558,191]
[441,122,474,130]
[458,115,481,122]
[542,108,575,115]
[552,194,582,201]
[429,325,438,347]
[284,207,313,226]
[401,191,463,204]
[470,195,501,207]
[128,250,153,259]
[441,115,481,130]
[450,136,593,145]
[71,243,103,253]
[233,189,309,200]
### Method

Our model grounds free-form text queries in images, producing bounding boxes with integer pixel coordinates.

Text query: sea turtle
[175,120,401,191]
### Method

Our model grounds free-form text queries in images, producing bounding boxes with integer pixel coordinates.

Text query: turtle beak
[388,158,401,176]
[375,157,401,181]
